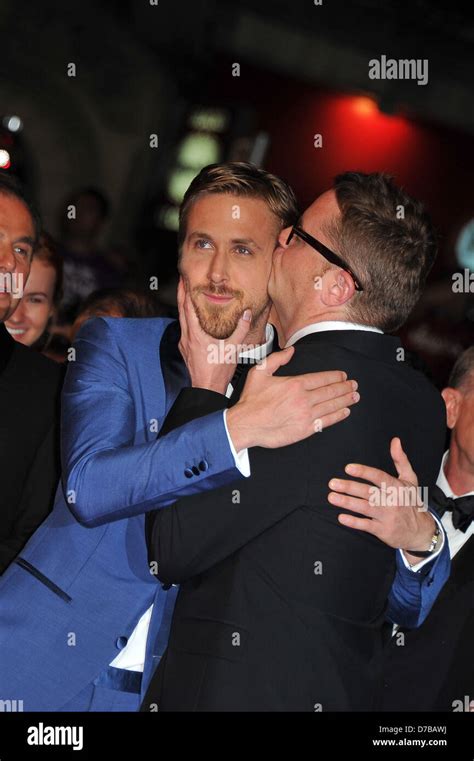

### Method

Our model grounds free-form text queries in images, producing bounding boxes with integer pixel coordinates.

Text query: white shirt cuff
[223,409,251,477]
[398,511,445,572]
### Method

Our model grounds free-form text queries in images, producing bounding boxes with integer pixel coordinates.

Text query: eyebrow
[188,232,262,251]
[14,236,35,249]
[0,232,35,248]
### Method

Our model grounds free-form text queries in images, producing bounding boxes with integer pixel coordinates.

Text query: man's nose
[0,244,16,272]
[207,250,229,284]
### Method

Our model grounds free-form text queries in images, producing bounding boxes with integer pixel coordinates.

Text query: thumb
[259,346,295,376]
[227,309,252,347]
[390,437,418,486]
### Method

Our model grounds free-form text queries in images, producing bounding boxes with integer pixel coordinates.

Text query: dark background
[1,0,473,384]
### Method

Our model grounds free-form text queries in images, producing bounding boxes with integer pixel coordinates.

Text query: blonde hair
[178,162,298,250]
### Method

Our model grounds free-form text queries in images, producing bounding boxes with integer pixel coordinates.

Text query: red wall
[215,63,474,273]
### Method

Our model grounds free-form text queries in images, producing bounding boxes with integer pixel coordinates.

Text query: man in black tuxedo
[0,175,62,573]
[142,171,448,711]
[375,347,473,712]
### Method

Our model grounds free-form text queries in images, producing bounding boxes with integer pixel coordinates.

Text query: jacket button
[427,578,434,587]
[199,460,209,472]
[116,636,128,650]
[192,466,200,477]
[184,468,194,479]
[162,583,172,591]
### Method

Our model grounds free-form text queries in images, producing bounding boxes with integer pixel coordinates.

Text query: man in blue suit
[0,164,360,712]
[0,163,449,712]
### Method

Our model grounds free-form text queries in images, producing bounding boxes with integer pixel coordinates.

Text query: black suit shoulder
[8,342,63,396]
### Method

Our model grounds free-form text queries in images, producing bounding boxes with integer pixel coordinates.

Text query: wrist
[226,403,256,452]
[190,370,230,394]
[192,379,227,393]
[403,515,441,563]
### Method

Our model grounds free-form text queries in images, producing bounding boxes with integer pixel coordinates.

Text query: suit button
[162,583,172,591]
[192,466,200,477]
[116,636,128,650]
[184,468,194,479]
[427,578,434,587]
[199,460,209,472]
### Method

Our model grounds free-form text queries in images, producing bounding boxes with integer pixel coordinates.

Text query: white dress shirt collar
[239,323,274,361]
[437,450,474,499]
[285,321,383,348]
[436,450,474,558]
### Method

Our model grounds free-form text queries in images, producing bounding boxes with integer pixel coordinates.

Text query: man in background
[0,174,62,573]
[379,347,474,711]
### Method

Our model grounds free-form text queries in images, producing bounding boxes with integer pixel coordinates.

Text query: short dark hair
[34,232,63,306]
[0,172,41,249]
[447,347,474,391]
[77,287,168,320]
[328,171,437,333]
[178,162,298,250]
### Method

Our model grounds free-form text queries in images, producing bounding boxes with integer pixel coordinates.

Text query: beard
[190,282,270,339]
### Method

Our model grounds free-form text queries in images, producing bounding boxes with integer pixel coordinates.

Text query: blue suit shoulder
[77,315,175,345]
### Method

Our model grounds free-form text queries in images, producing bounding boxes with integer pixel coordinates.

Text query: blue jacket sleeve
[386,515,451,628]
[61,318,242,527]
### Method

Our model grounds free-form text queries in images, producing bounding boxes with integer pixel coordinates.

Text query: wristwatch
[404,523,441,558]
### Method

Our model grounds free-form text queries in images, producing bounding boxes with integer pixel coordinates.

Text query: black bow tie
[430,485,474,533]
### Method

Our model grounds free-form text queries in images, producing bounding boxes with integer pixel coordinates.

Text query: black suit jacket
[143,330,446,711]
[380,533,473,711]
[0,322,62,573]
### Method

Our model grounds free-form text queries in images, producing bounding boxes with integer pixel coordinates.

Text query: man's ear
[441,387,461,429]
[320,269,355,307]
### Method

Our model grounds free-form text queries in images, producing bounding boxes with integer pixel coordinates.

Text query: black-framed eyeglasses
[286,225,363,292]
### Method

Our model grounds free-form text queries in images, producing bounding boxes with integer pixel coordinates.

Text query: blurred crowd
[4,186,172,363]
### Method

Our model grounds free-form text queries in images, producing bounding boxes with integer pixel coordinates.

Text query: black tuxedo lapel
[446,535,474,591]
[159,321,190,416]
[228,361,256,403]
[414,534,474,611]
[229,325,277,402]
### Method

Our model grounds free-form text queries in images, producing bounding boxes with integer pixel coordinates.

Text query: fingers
[316,407,351,431]
[228,309,252,347]
[327,491,376,519]
[390,437,419,486]
[177,279,189,343]
[337,512,377,534]
[311,392,359,426]
[259,346,295,376]
[328,478,373,502]
[343,462,399,490]
[301,370,349,390]
[309,380,358,407]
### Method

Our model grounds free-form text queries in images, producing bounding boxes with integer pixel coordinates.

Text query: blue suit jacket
[0,317,450,711]
[0,317,242,710]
